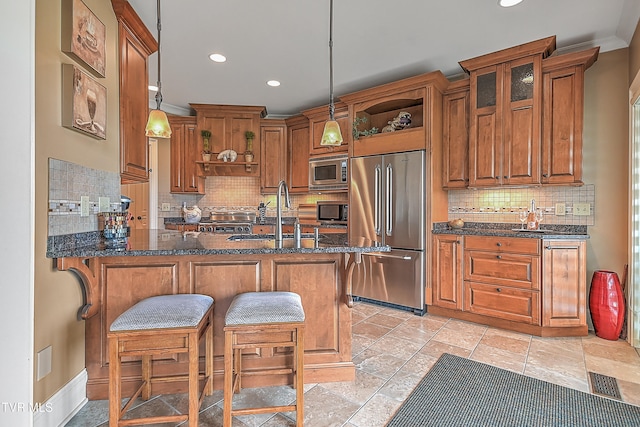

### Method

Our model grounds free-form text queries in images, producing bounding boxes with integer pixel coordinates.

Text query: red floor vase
[589,270,625,341]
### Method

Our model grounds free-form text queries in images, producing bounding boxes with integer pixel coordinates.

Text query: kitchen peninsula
[48,229,388,399]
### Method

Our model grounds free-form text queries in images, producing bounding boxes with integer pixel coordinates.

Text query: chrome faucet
[275,180,291,246]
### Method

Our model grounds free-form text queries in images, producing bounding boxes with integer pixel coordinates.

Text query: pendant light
[320,0,343,146]
[145,0,172,138]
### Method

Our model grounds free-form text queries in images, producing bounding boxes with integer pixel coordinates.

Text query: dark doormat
[386,353,640,427]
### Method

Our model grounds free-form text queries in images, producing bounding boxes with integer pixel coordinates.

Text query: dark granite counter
[432,222,589,240]
[47,229,384,258]
[163,216,347,230]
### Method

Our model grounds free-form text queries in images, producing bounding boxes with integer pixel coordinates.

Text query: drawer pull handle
[496,288,501,292]
[496,242,502,247]
[496,255,502,259]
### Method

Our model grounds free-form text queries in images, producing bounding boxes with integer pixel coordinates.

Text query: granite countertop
[164,217,347,229]
[432,222,589,240]
[47,229,385,258]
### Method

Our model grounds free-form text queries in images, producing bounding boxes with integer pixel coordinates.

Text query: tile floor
[65,301,640,426]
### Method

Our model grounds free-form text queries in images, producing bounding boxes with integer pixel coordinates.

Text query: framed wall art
[61,0,106,78]
[62,63,107,140]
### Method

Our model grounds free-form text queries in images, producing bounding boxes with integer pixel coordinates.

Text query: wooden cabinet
[341,72,449,157]
[541,48,599,185]
[303,102,350,156]
[542,240,587,328]
[285,115,310,193]
[112,0,157,184]
[164,223,198,232]
[260,119,287,194]
[432,234,463,310]
[463,236,540,324]
[190,104,266,177]
[442,79,470,189]
[121,182,148,230]
[429,233,588,336]
[168,116,204,194]
[460,37,556,187]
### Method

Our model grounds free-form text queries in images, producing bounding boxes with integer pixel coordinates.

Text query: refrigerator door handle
[386,163,393,236]
[362,252,412,260]
[374,164,382,236]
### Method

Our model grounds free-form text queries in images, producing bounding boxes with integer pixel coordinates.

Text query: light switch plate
[98,197,110,212]
[555,203,566,216]
[574,203,591,216]
[80,196,89,217]
[161,203,171,212]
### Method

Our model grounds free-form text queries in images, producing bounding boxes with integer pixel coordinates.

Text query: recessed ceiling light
[499,0,524,7]
[267,80,281,87]
[148,85,158,91]
[209,53,227,63]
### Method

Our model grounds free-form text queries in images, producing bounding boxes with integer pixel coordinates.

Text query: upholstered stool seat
[224,291,305,426]
[108,294,214,427]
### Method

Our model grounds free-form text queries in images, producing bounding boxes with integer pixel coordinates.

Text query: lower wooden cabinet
[430,234,587,336]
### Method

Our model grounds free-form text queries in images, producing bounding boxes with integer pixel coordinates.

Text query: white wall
[0,0,35,425]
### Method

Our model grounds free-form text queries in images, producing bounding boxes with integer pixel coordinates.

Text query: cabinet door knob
[137,216,142,220]
[496,255,502,259]
[496,242,502,247]
[542,173,549,178]
[496,288,502,292]
[503,176,508,179]
[495,176,500,179]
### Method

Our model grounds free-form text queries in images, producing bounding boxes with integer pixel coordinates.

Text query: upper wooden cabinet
[442,79,470,189]
[260,119,287,194]
[191,104,266,177]
[541,48,599,185]
[112,0,157,183]
[168,116,204,194]
[285,115,310,193]
[340,71,449,157]
[302,102,350,156]
[460,36,555,187]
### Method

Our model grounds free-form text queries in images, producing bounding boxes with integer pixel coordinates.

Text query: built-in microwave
[309,154,348,192]
[317,201,348,224]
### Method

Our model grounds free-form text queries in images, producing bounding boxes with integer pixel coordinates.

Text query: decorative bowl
[448,218,465,229]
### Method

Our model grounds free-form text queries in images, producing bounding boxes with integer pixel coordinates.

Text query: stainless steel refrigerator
[349,150,426,314]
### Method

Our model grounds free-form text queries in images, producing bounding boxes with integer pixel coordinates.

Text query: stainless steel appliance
[198,211,255,234]
[309,154,348,191]
[349,150,426,314]
[316,201,348,224]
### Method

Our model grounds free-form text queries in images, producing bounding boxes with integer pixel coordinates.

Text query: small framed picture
[61,0,106,78]
[62,63,107,140]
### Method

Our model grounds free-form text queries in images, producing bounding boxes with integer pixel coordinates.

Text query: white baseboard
[33,369,88,427]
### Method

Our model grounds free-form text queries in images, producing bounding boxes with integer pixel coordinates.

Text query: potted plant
[201,130,212,161]
[244,130,255,162]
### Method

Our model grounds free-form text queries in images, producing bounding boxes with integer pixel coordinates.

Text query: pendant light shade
[320,0,343,146]
[145,0,172,138]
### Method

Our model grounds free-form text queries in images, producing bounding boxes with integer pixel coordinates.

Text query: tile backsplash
[447,185,595,226]
[48,158,121,236]
[157,176,348,222]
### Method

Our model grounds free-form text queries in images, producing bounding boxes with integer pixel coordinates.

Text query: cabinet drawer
[464,250,540,289]
[253,225,275,234]
[464,235,540,255]
[464,281,540,324]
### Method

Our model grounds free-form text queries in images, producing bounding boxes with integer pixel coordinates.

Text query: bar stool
[108,294,214,427]
[223,291,305,426]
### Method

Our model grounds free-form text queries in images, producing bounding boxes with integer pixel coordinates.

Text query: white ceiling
[128,0,640,118]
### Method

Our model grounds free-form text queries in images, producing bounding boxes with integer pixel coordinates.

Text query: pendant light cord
[328,0,335,121]
[155,0,163,110]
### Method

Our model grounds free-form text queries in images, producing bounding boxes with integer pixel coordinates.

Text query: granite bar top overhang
[432,222,589,240]
[47,229,387,258]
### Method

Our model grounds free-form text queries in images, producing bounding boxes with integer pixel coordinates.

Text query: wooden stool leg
[205,313,214,395]
[223,329,233,427]
[234,347,242,393]
[188,330,199,427]
[141,355,151,400]
[296,327,304,426]
[108,337,121,427]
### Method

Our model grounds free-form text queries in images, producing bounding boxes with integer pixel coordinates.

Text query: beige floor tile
[351,321,392,341]
[470,343,526,374]
[351,310,367,325]
[348,394,402,427]
[432,320,486,350]
[403,314,448,332]
[352,333,376,356]
[523,364,590,393]
[582,334,640,364]
[301,385,361,427]
[377,368,424,402]
[353,348,407,380]
[367,334,425,361]
[366,312,406,328]
[417,339,472,360]
[352,302,383,318]
[318,369,386,405]
[584,353,640,384]
[400,350,439,378]
[387,322,437,344]
[618,378,640,406]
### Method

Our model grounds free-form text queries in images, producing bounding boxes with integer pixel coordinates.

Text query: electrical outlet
[555,203,566,216]
[98,197,110,212]
[161,233,171,241]
[37,346,52,381]
[161,203,171,212]
[573,203,591,216]
[80,196,89,217]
